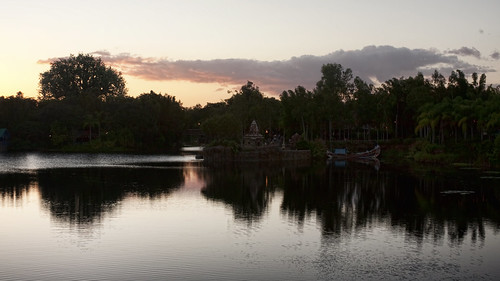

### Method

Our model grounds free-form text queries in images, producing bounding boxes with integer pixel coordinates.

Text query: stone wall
[203,146,311,165]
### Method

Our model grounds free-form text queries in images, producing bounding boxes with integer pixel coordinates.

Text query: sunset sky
[1,0,499,107]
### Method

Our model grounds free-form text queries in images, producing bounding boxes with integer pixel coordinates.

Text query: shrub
[295,138,326,160]
[207,139,241,153]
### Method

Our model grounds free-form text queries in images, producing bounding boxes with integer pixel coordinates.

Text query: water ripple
[0,153,198,173]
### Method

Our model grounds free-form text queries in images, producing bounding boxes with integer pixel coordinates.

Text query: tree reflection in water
[2,161,500,247]
[0,167,185,226]
[198,161,500,244]
[38,167,184,225]
[195,160,500,246]
[0,173,36,207]
[281,162,500,246]
[201,164,280,223]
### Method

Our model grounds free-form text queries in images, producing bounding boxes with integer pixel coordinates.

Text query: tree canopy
[39,54,127,100]
[2,55,500,165]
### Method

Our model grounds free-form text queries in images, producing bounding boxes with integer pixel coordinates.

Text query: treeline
[1,54,186,152]
[187,64,500,164]
[189,64,500,145]
[284,66,500,144]
[1,54,500,162]
[0,91,185,152]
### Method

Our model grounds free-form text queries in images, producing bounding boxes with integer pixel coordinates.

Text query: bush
[296,138,326,160]
[295,139,309,150]
[309,139,327,160]
[206,139,241,153]
[409,139,441,155]
[409,139,455,164]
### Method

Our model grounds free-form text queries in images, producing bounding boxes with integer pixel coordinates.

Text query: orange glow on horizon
[0,68,239,107]
[124,76,238,107]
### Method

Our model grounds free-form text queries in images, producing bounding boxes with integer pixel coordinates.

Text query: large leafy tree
[280,86,315,139]
[226,81,265,127]
[314,63,353,142]
[352,77,377,139]
[39,54,127,100]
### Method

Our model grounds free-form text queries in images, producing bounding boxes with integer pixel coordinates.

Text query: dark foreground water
[1,151,500,280]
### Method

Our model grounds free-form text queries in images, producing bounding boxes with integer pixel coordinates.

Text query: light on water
[1,152,500,280]
[0,153,197,172]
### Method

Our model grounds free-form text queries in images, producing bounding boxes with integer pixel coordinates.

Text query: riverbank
[371,139,500,169]
[4,137,499,170]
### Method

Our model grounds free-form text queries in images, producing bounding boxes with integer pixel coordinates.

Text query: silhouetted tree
[39,54,126,100]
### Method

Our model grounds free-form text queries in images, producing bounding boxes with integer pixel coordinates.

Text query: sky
[1,0,500,107]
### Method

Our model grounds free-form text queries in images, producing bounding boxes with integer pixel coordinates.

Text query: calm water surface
[1,151,500,280]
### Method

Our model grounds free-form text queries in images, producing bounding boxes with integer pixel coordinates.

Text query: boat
[327,145,380,160]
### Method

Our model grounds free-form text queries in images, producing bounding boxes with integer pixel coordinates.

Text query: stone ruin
[243,120,264,148]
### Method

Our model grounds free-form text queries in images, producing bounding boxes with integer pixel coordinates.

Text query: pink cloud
[38,46,494,96]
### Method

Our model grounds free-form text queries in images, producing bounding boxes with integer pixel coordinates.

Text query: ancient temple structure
[243,120,264,148]
[203,120,311,164]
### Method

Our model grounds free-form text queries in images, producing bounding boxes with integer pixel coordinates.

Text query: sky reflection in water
[0,152,196,173]
[1,153,500,280]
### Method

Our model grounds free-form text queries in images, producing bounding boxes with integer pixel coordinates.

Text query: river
[1,151,499,280]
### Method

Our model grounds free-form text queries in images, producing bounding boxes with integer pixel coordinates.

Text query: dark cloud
[479,29,484,34]
[39,46,493,96]
[491,51,500,60]
[446,47,481,59]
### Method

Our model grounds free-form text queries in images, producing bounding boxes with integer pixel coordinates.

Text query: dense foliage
[279,66,500,145]
[1,54,500,164]
[1,55,184,152]
[188,81,281,144]
[186,64,500,165]
[0,91,185,152]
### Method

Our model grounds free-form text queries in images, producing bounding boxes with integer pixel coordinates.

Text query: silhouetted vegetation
[1,54,500,165]
[1,55,185,152]
[188,64,500,166]
[39,54,127,100]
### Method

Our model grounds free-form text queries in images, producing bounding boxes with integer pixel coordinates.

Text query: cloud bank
[446,47,481,59]
[40,46,494,96]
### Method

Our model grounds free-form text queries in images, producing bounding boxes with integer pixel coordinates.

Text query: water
[1,151,500,280]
